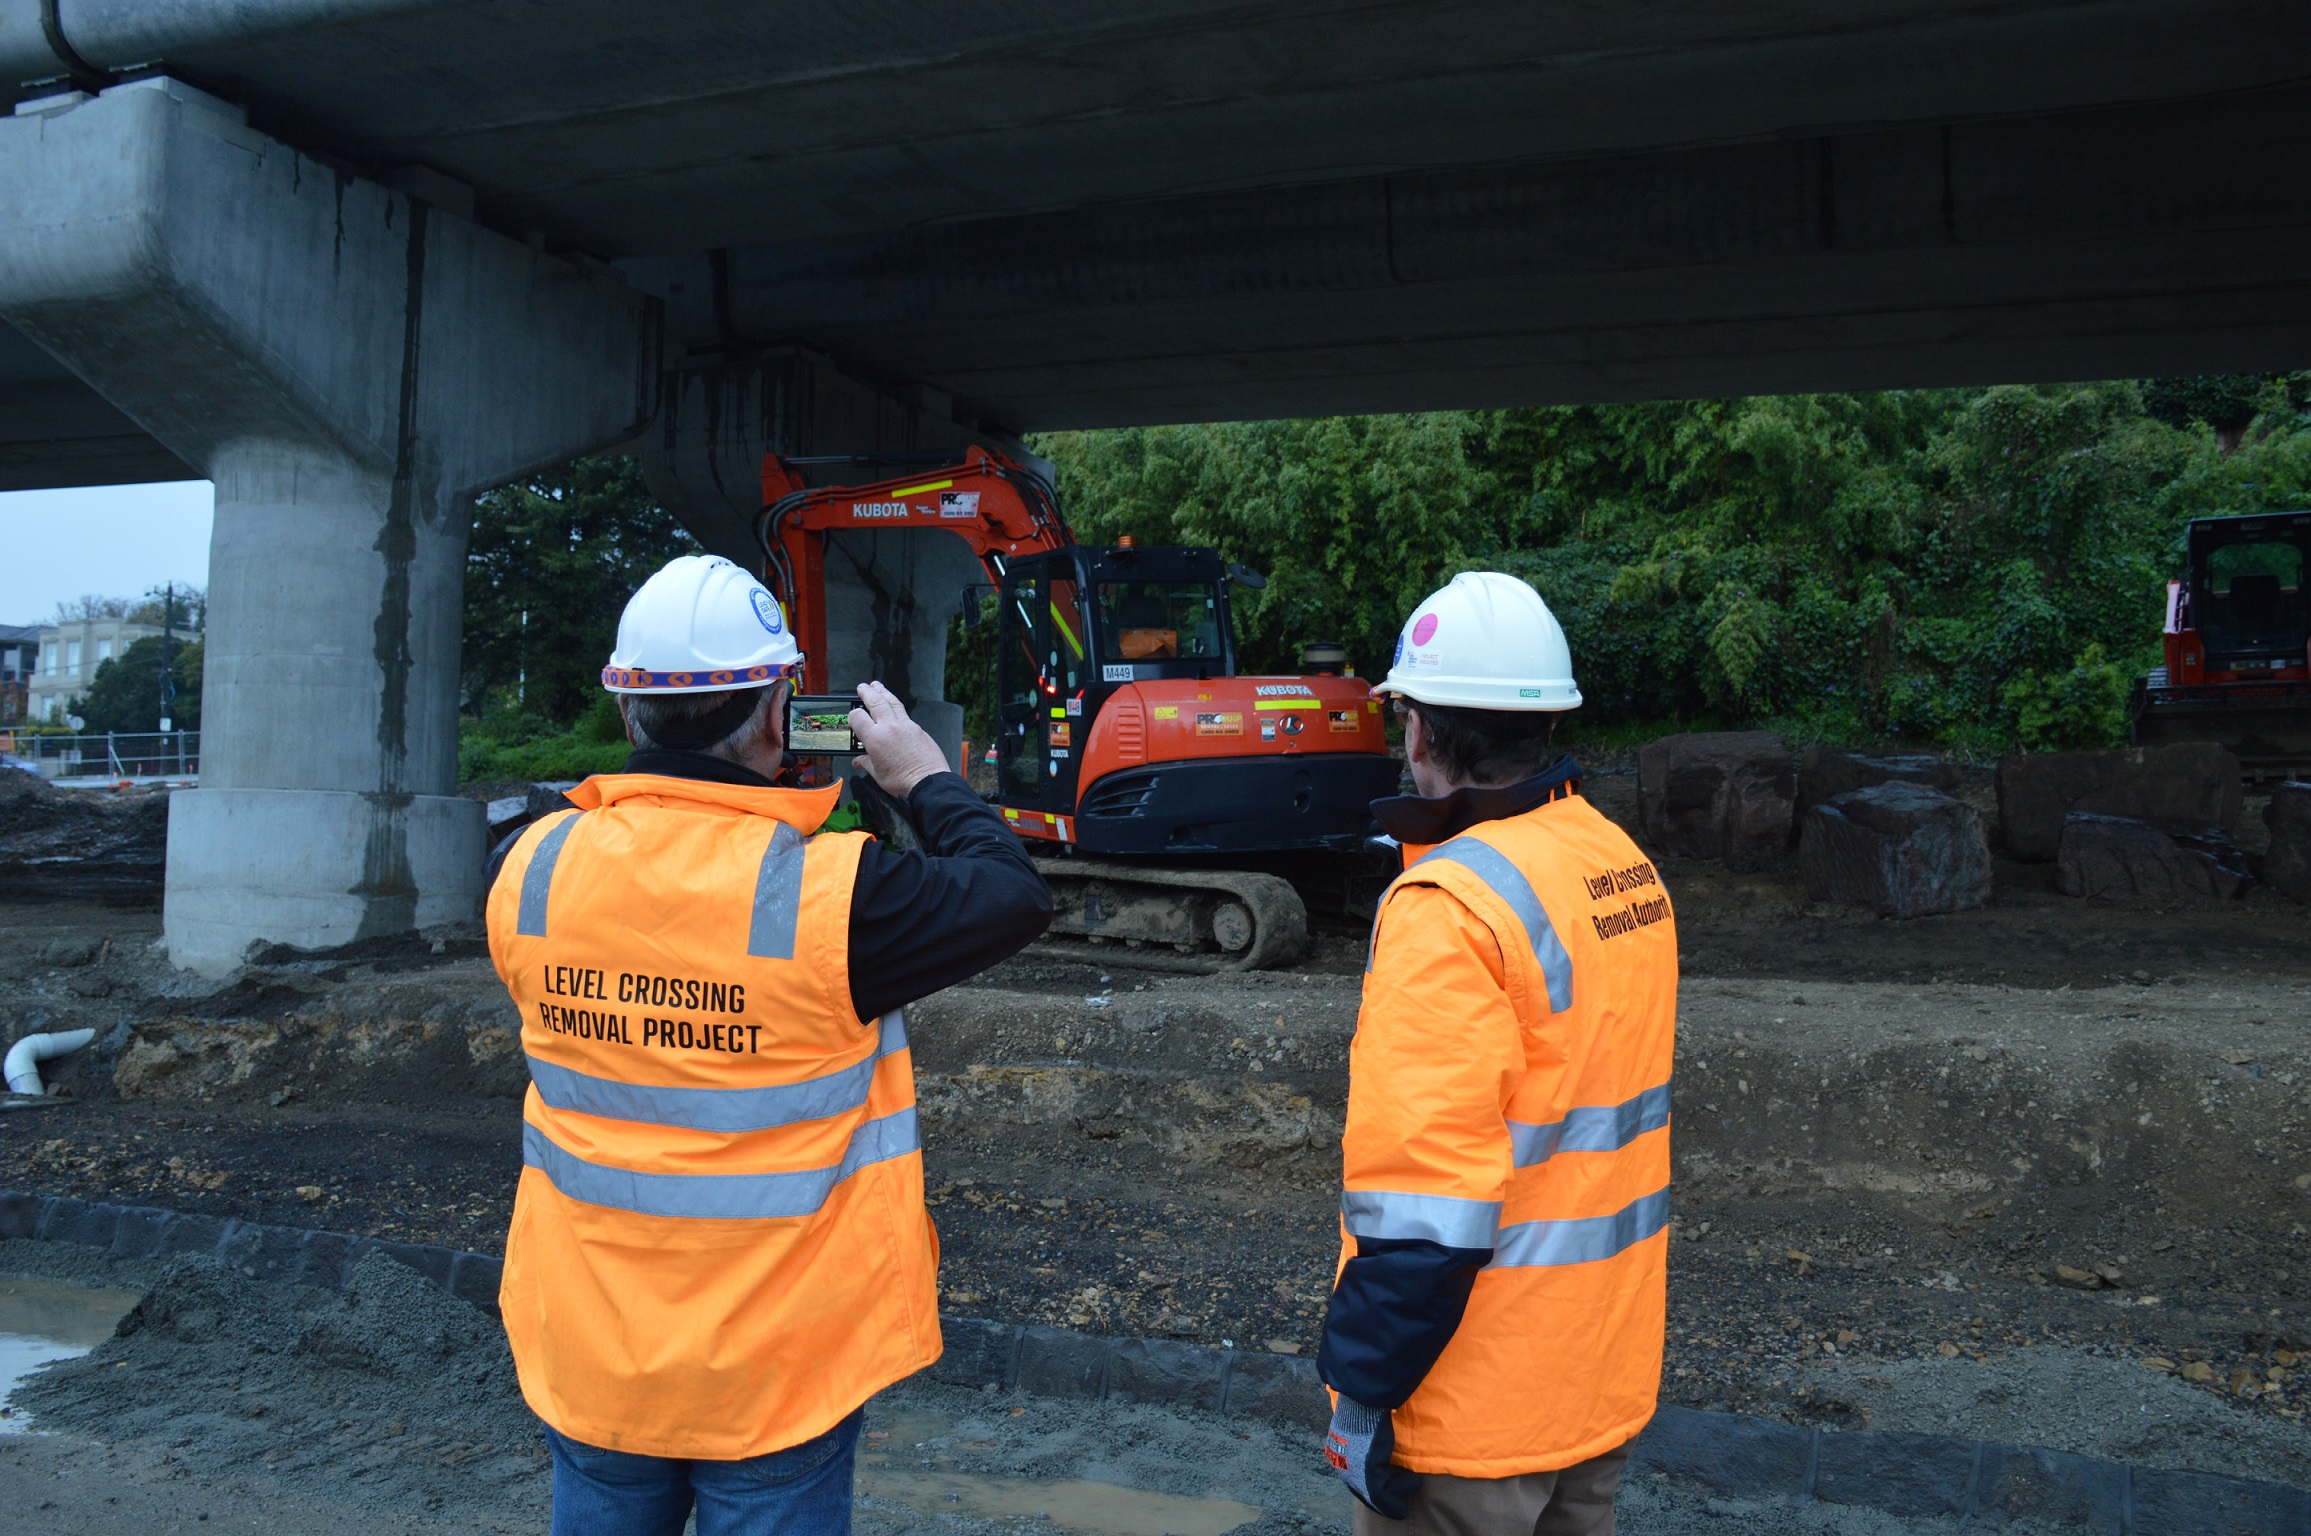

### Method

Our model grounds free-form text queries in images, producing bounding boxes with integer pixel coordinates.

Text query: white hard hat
[602,555,804,693]
[1375,571,1581,711]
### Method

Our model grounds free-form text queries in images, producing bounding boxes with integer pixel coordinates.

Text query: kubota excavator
[756,446,1402,969]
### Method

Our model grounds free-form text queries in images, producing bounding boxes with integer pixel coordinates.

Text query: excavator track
[1029,859,1308,973]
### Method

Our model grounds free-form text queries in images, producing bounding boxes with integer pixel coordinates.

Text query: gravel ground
[0,1250,2081,1536]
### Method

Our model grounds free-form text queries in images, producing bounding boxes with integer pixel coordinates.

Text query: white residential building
[0,623,38,726]
[28,616,163,724]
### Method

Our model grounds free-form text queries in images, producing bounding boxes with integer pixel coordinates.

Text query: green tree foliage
[71,635,202,734]
[2140,373,2309,441]
[459,456,699,782]
[997,381,2311,753]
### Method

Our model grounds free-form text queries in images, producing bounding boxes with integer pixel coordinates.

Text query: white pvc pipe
[5,1029,97,1095]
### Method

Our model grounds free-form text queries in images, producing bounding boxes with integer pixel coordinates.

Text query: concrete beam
[703,80,2311,426]
[0,76,653,972]
[0,377,192,488]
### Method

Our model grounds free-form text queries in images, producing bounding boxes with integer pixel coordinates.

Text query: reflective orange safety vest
[1342,786,1677,1478]
[487,772,940,1461]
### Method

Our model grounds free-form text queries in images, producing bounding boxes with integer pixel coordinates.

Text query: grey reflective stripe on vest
[1413,837,1574,1013]
[1488,1185,1670,1269]
[747,821,809,960]
[526,1012,909,1134]
[1507,1080,1672,1169]
[1341,1188,1503,1249]
[515,814,581,938]
[522,1105,920,1220]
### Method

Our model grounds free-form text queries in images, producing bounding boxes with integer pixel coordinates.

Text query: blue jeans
[546,1411,862,1536]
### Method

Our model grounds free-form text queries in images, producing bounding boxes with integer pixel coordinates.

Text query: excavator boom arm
[754,445,1072,692]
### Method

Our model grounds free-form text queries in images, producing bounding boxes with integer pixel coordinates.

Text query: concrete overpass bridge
[0,1,2304,970]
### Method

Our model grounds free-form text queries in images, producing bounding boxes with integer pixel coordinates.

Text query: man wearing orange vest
[487,554,1051,1536]
[1319,572,1677,1535]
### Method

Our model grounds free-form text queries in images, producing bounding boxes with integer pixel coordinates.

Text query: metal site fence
[2,730,200,783]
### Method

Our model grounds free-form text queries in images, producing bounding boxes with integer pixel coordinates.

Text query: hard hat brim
[601,660,804,694]
[1375,671,1581,711]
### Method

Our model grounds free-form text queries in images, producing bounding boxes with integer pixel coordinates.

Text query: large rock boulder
[1637,732,1795,865]
[2056,813,2254,901]
[1798,783,1992,918]
[2265,782,2311,903]
[1796,748,1962,814]
[1995,744,2243,862]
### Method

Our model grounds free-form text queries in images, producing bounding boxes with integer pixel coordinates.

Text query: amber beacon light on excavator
[756,447,1403,970]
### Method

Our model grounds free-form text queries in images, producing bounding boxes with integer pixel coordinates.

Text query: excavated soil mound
[0,773,170,902]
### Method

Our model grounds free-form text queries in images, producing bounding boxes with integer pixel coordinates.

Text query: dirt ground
[3,766,2310,1525]
[2,1241,2077,1536]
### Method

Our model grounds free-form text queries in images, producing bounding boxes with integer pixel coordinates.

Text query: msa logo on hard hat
[751,590,784,635]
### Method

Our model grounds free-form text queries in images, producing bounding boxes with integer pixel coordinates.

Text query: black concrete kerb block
[1812,1428,1977,1516]
[1627,1405,1813,1497]
[1015,1323,1108,1399]
[1975,1443,2129,1533]
[1220,1349,1326,1430]
[1106,1335,1225,1413]
[927,1317,1021,1393]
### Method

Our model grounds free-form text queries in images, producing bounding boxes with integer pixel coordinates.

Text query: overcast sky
[0,480,215,627]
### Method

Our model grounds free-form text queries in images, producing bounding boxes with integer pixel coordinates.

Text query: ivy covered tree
[1004,379,2311,753]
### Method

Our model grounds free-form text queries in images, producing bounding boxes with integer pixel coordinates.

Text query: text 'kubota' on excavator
[756,446,1402,969]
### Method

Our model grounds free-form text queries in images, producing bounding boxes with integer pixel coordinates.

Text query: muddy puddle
[859,1408,1273,1535]
[0,1275,142,1433]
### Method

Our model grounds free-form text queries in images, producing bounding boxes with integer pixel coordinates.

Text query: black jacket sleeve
[846,772,1053,1020]
[1318,1238,1492,1409]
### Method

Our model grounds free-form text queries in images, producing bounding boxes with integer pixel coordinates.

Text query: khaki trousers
[1349,1445,1630,1536]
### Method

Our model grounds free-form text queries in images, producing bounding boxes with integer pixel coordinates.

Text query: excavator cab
[2134,510,2311,778]
[2186,517,2311,670]
[756,445,1397,966]
[995,545,1237,815]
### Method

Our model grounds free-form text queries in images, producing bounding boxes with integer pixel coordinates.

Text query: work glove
[1325,1396,1419,1521]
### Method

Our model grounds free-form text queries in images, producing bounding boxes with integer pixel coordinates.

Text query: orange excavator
[756,445,1401,968]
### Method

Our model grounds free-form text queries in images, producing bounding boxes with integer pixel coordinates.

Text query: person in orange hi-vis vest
[1319,571,1677,1536]
[486,555,1051,1536]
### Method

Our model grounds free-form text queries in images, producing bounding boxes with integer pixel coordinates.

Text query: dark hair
[624,685,777,756]
[1407,700,1560,786]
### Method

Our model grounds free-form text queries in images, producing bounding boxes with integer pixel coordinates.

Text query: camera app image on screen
[786,695,863,755]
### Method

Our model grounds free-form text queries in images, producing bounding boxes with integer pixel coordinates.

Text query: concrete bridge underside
[0,1,2303,968]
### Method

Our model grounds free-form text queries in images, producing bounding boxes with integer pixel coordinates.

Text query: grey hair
[623,684,780,758]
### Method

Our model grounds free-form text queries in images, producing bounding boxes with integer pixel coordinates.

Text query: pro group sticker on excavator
[1328,709,1360,732]
[1195,711,1244,736]
[939,491,980,518]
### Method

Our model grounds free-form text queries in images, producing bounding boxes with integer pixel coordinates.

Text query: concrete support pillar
[639,350,1033,772]
[0,78,654,973]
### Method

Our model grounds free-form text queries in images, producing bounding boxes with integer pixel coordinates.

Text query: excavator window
[1048,578,1089,695]
[2199,539,2309,657]
[997,570,1095,796]
[1097,582,1222,662]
